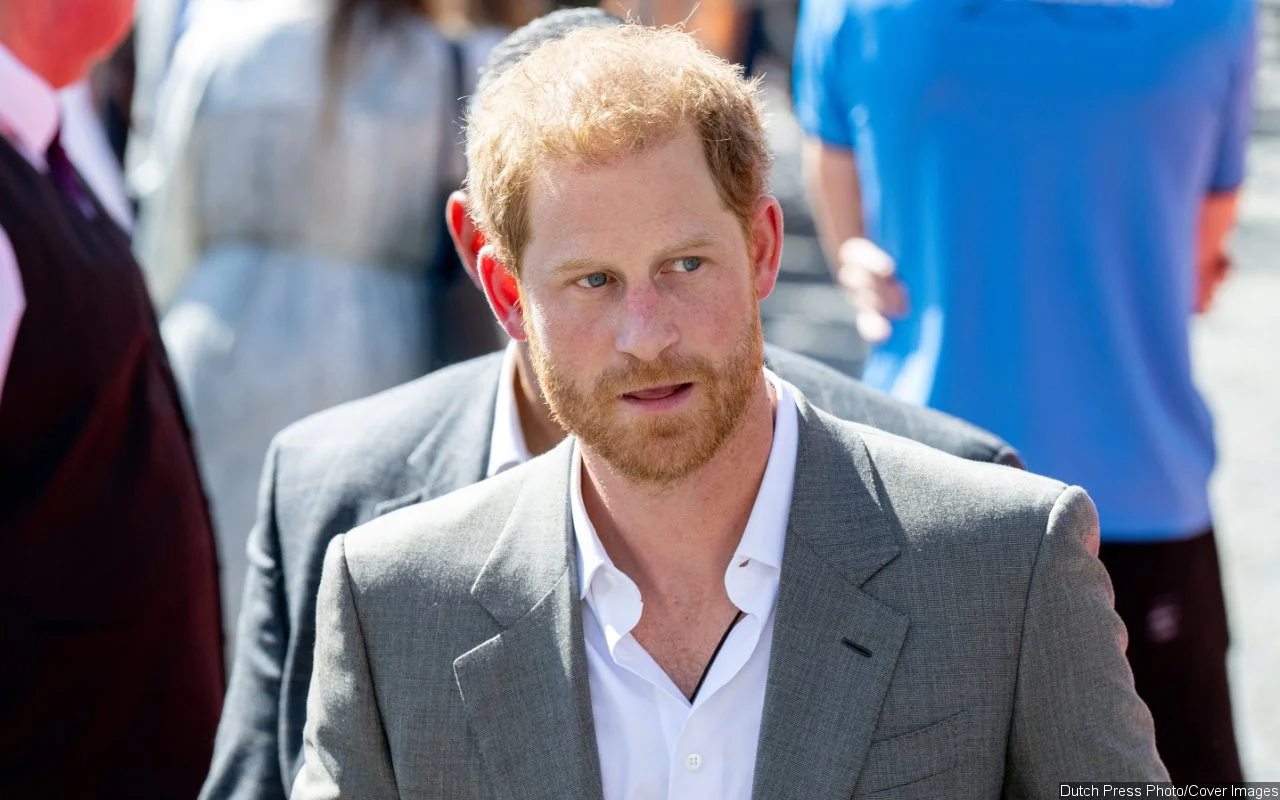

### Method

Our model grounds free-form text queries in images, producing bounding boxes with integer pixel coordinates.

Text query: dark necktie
[45,133,97,218]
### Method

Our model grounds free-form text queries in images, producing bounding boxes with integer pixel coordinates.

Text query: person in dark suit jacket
[0,2,224,797]
[198,11,1020,800]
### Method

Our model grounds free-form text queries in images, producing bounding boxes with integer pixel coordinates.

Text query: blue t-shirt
[794,0,1255,540]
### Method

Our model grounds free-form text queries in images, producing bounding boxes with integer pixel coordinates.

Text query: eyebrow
[547,233,721,278]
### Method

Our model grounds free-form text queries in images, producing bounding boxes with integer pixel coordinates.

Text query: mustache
[593,353,717,397]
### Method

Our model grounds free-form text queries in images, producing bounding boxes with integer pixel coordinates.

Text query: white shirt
[571,371,800,800]
[0,42,59,407]
[485,342,532,478]
[58,81,133,231]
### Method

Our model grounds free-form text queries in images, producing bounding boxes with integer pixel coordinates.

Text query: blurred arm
[1197,7,1256,313]
[1195,190,1240,313]
[131,21,218,309]
[801,136,863,275]
[792,3,904,343]
[801,138,903,343]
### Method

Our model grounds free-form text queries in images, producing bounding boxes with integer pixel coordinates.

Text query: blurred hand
[836,237,908,343]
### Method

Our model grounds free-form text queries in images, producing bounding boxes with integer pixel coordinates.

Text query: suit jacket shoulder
[295,446,601,800]
[757,404,1164,794]
[273,351,503,471]
[338,464,527,603]
[843,417,1059,543]
[200,352,503,800]
[764,345,1022,467]
[295,403,1164,800]
[271,352,502,521]
[784,404,1067,617]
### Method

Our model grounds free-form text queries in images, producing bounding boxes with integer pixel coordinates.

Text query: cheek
[693,306,744,353]
[525,295,607,358]
[680,271,757,341]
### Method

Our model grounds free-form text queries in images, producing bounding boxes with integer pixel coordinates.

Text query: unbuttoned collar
[0,42,58,169]
[485,341,533,479]
[571,369,800,650]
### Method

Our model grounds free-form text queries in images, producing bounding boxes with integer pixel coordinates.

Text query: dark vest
[0,135,224,798]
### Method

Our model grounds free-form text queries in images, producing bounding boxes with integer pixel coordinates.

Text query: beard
[527,313,765,485]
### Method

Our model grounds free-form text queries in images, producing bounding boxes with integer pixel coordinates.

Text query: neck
[513,345,568,458]
[582,375,777,602]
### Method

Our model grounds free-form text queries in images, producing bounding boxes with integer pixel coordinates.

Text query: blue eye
[576,272,609,289]
[672,257,703,273]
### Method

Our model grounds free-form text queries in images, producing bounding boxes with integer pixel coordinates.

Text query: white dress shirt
[58,80,133,231]
[0,42,59,407]
[571,371,799,800]
[485,342,533,478]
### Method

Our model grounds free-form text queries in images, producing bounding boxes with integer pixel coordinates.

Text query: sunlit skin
[474,129,786,696]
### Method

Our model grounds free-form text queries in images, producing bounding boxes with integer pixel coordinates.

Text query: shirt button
[684,753,703,771]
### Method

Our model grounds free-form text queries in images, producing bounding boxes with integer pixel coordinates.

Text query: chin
[588,422,725,485]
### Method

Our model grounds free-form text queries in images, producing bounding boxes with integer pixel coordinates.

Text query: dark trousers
[1099,529,1243,783]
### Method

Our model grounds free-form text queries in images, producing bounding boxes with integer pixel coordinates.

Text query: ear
[749,195,784,301]
[477,245,527,341]
[446,190,486,289]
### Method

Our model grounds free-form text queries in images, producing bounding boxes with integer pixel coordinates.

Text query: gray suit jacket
[202,346,1022,800]
[293,397,1165,800]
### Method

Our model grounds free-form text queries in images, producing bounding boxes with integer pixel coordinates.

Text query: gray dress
[133,0,499,646]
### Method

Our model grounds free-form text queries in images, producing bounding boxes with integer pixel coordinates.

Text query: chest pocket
[855,709,967,796]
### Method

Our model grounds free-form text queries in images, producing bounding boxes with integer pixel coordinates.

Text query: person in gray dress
[131,0,514,642]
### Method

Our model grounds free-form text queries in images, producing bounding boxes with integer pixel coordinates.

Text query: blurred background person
[0,0,225,795]
[128,0,206,203]
[601,0,760,64]
[131,0,533,649]
[794,0,1256,781]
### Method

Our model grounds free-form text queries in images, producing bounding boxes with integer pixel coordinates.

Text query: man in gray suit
[293,21,1165,800]
[200,12,1024,800]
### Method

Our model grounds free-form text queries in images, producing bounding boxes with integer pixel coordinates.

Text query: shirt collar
[485,341,533,478]
[570,437,643,650]
[570,440,611,599]
[571,368,800,635]
[0,42,59,168]
[726,369,797,618]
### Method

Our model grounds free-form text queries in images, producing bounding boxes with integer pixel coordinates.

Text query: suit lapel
[372,358,502,517]
[453,440,604,800]
[433,381,906,799]
[753,399,909,800]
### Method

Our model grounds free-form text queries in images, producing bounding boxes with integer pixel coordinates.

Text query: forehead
[522,132,741,271]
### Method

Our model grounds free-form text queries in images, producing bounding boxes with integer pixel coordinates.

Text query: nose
[614,281,678,362]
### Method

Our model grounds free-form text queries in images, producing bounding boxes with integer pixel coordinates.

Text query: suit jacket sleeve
[292,536,399,800]
[200,440,291,800]
[1004,486,1168,793]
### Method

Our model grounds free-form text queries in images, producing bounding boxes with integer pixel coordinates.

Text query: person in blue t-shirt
[794,0,1255,782]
